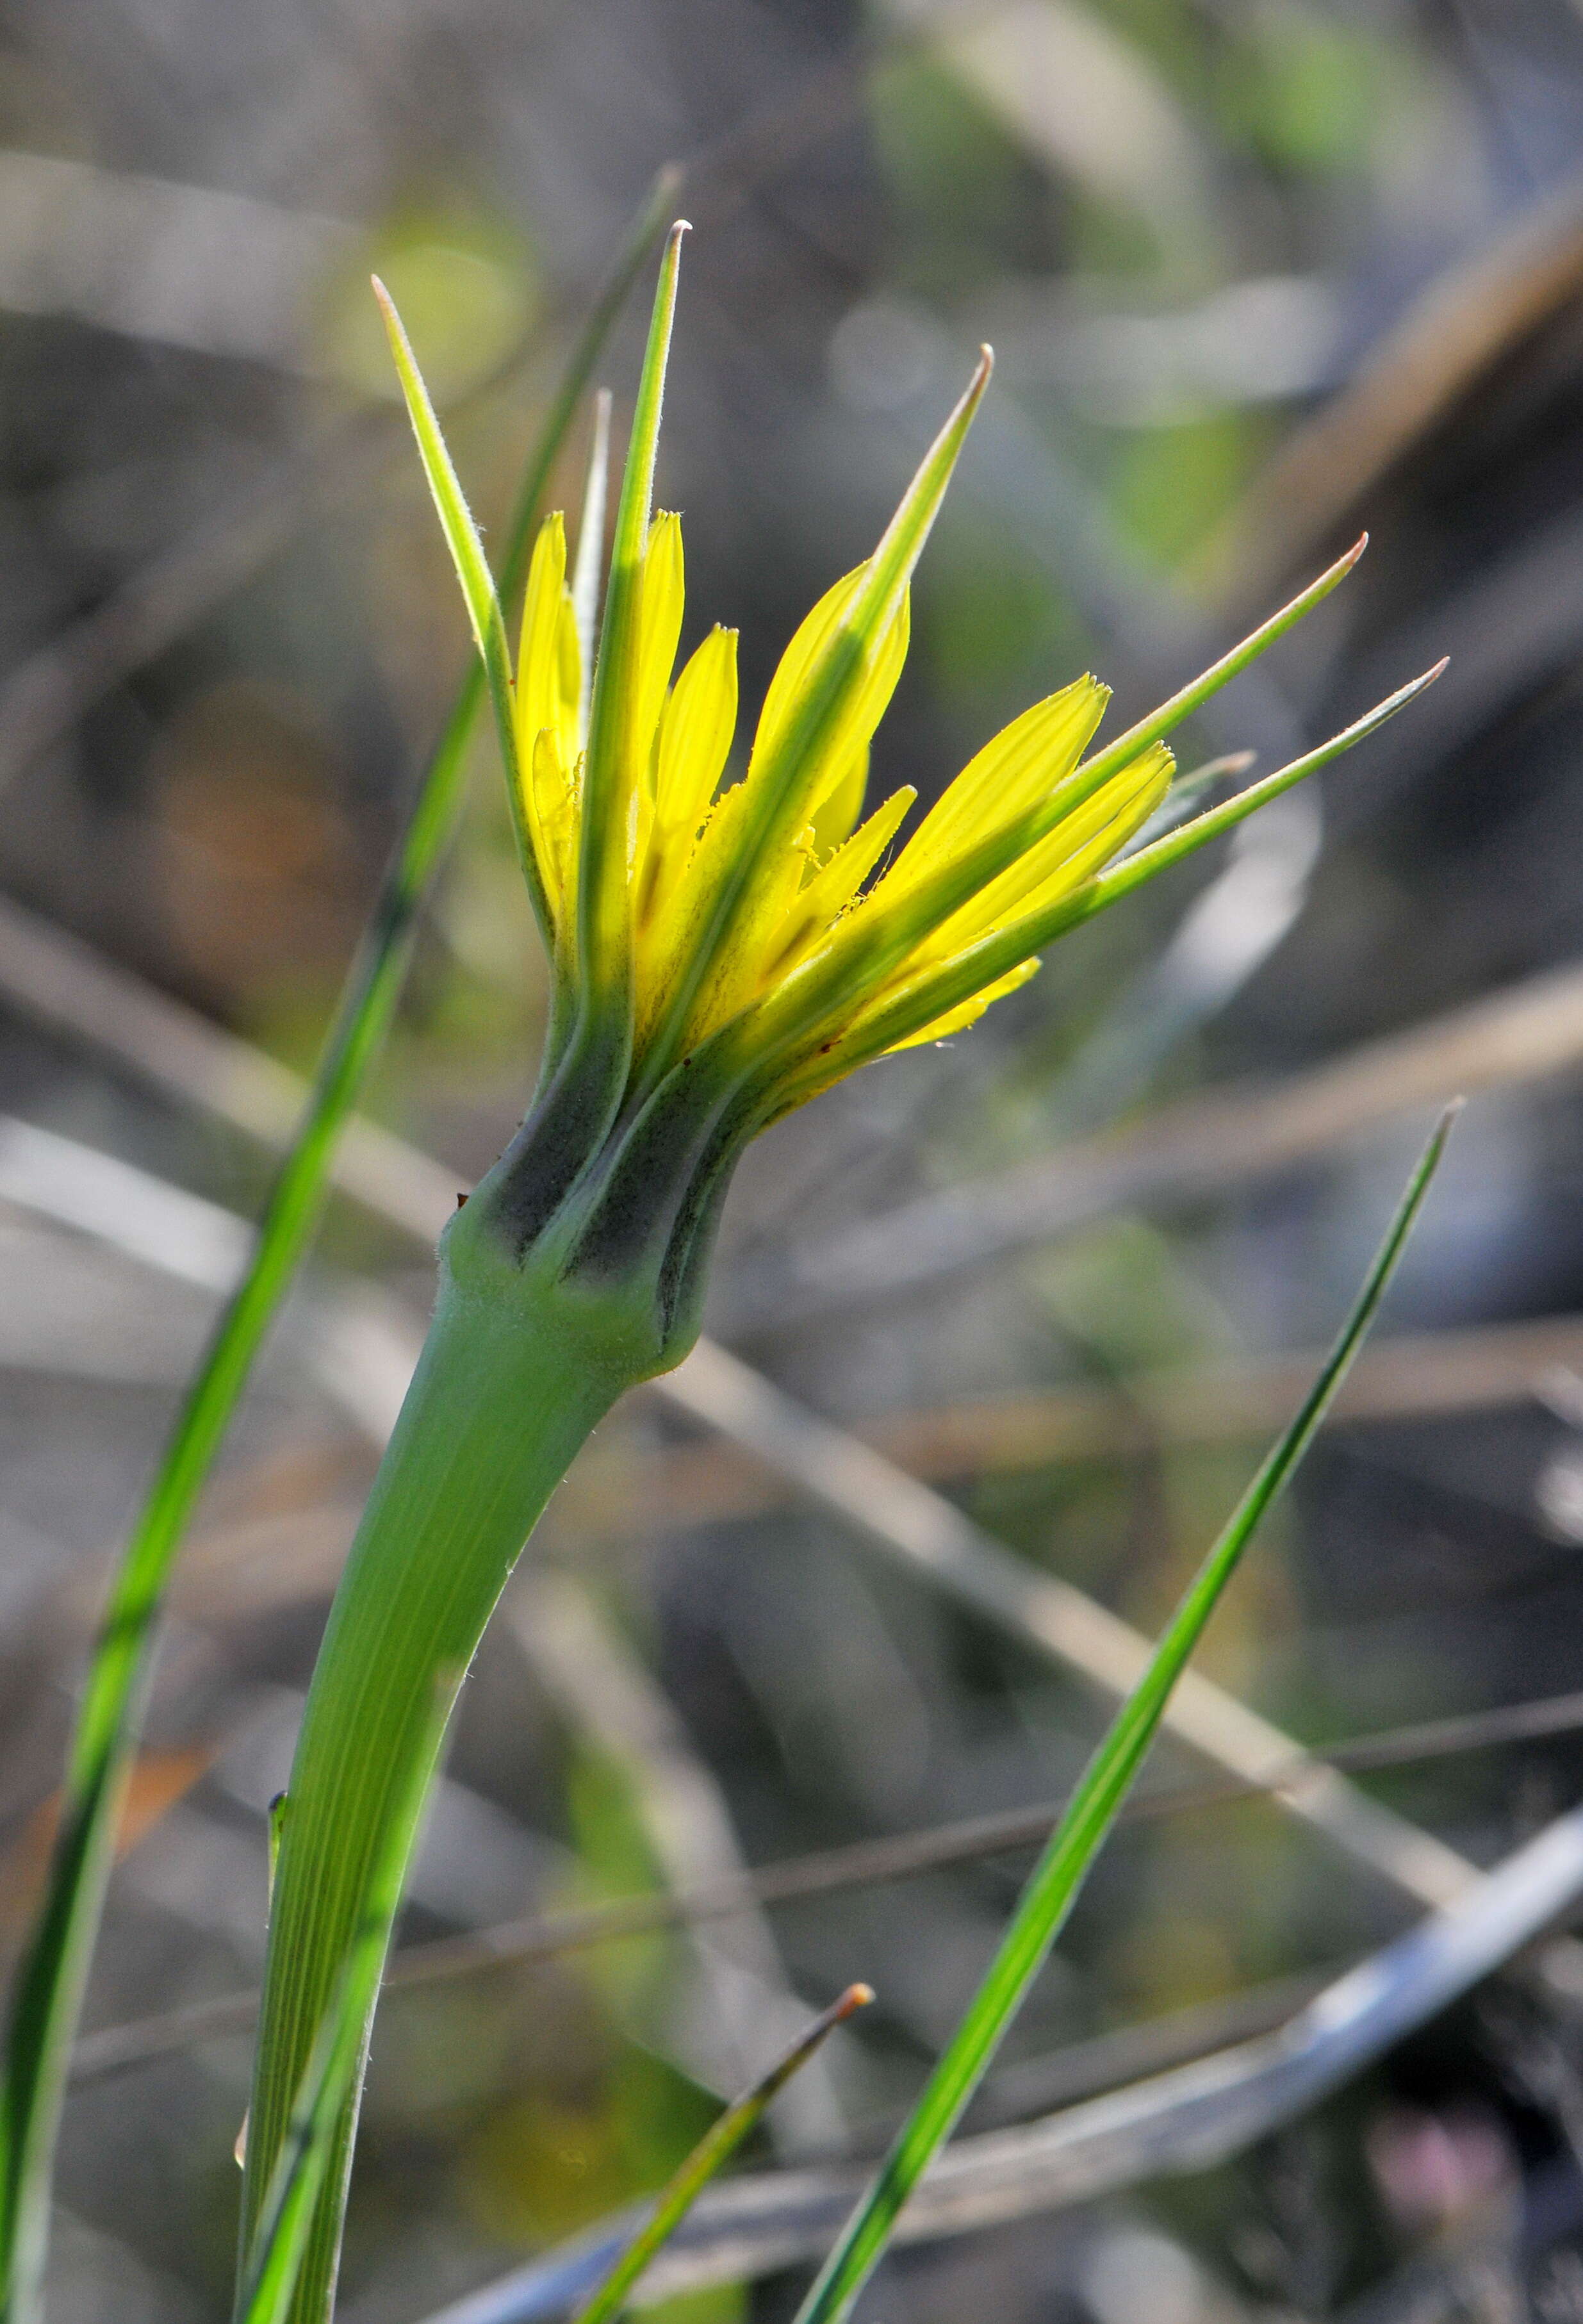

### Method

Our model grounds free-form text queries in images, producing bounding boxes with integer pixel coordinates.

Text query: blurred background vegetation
[6,1,1583,2318]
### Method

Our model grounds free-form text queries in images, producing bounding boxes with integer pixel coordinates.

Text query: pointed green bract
[579,220,689,999]
[1073,658,1447,925]
[790,1109,1457,2324]
[1072,533,1368,794]
[375,276,537,936]
[628,347,995,1103]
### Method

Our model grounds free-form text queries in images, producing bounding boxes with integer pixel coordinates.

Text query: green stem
[0,675,478,2323]
[237,1254,634,2322]
[0,174,673,2324]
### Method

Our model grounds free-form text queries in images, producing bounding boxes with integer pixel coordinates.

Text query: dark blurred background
[10,1,1583,2318]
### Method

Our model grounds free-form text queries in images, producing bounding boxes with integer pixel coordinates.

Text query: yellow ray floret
[509,502,1174,1080]
[383,235,1439,1138]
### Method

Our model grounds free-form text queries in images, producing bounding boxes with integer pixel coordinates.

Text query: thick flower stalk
[237,224,1441,2321]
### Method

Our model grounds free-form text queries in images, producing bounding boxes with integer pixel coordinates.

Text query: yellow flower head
[378,226,1439,1345]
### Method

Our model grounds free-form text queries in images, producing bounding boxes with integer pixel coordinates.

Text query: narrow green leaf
[573,1984,873,2324]
[1074,533,1368,791]
[0,172,676,2324]
[234,1681,456,2324]
[792,1107,1457,2324]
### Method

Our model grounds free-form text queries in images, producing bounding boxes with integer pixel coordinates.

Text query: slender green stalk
[572,1984,872,2324]
[234,1685,455,2324]
[239,1249,658,2321]
[0,174,675,2324]
[791,1108,1456,2324]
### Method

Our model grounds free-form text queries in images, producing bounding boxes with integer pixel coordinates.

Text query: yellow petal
[634,511,685,789]
[526,728,579,936]
[809,748,870,858]
[889,676,1109,892]
[514,513,573,766]
[761,786,917,983]
[738,743,1170,1084]
[655,625,739,846]
[633,779,754,1048]
[555,595,582,752]
[747,566,910,826]
[885,958,1040,1051]
[912,743,1174,965]
[817,746,1172,1069]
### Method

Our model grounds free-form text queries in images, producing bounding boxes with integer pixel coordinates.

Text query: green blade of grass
[233,1681,456,2324]
[571,1984,873,2324]
[0,172,677,2324]
[791,1105,1457,2324]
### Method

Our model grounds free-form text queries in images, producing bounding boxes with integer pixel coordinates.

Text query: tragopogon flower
[378,224,1439,1340]
[231,234,1446,2324]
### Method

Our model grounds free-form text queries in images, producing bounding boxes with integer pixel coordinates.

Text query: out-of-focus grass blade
[572,1984,873,2324]
[0,170,677,2324]
[792,1107,1458,2324]
[233,1685,455,2324]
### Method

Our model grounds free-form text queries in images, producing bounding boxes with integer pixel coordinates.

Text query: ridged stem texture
[236,1215,655,2320]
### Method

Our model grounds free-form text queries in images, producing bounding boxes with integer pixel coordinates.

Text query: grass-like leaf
[571,1984,873,2324]
[791,1105,1457,2324]
[0,170,677,2324]
[233,1681,457,2324]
